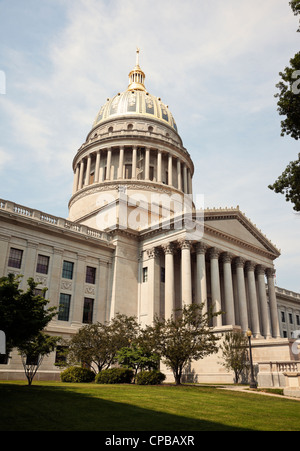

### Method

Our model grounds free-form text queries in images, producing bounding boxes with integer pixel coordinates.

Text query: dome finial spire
[136,47,140,67]
[127,48,146,91]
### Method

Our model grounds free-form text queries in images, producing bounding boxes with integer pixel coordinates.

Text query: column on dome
[188,169,193,196]
[256,265,272,338]
[106,148,112,180]
[208,247,222,327]
[168,154,173,186]
[145,147,150,180]
[195,242,208,313]
[234,257,249,333]
[78,159,85,190]
[132,146,137,179]
[162,243,175,319]
[177,159,182,191]
[183,164,188,193]
[157,150,162,183]
[94,150,101,183]
[221,252,235,326]
[118,146,124,179]
[84,154,92,186]
[245,261,261,338]
[180,240,192,307]
[266,268,281,338]
[72,164,80,194]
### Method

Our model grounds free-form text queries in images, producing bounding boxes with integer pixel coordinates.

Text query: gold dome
[93,49,178,132]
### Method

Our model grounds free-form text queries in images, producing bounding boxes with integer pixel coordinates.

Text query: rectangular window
[8,248,23,269]
[62,261,74,280]
[142,267,148,283]
[83,297,94,324]
[86,266,96,284]
[125,164,132,179]
[58,293,71,321]
[296,315,300,326]
[149,166,154,181]
[281,311,286,323]
[36,254,50,274]
[289,313,293,324]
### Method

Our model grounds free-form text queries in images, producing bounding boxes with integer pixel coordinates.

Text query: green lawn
[0,381,299,431]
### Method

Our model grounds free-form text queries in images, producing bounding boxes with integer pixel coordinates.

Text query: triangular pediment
[203,207,280,259]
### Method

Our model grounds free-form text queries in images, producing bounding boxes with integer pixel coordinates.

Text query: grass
[0,381,299,431]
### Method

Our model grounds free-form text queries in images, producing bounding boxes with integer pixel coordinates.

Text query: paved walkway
[216,385,300,401]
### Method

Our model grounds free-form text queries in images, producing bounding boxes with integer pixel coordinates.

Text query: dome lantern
[127,48,146,92]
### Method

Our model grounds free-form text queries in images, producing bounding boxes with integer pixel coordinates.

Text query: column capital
[256,264,266,276]
[195,242,209,255]
[178,239,192,250]
[162,242,175,255]
[234,256,246,268]
[245,260,256,272]
[266,267,276,278]
[221,252,234,264]
[208,247,221,260]
[147,247,160,259]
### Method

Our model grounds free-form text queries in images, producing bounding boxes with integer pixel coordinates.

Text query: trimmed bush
[60,366,95,383]
[136,370,166,385]
[95,368,134,384]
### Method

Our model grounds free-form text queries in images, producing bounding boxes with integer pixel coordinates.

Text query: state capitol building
[0,51,299,385]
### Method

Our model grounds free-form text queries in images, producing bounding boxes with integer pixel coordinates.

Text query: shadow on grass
[0,383,252,432]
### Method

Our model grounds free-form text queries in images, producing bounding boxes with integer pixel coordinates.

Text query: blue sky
[0,0,299,291]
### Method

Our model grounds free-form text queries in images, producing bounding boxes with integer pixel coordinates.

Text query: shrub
[60,366,95,383]
[136,370,166,385]
[95,367,134,384]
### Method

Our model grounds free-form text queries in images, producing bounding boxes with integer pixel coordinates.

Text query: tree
[268,154,300,211]
[0,274,57,354]
[117,344,160,382]
[66,314,140,373]
[269,2,300,210]
[219,331,249,384]
[290,0,300,31]
[18,332,60,385]
[147,304,221,385]
[274,52,300,141]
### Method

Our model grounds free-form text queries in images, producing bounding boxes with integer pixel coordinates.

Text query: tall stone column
[256,265,272,338]
[195,243,208,313]
[106,148,112,180]
[118,146,124,179]
[177,159,182,191]
[208,248,222,327]
[146,248,161,322]
[266,268,281,338]
[180,240,192,307]
[234,257,248,333]
[245,261,261,338]
[222,252,235,326]
[163,243,175,319]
